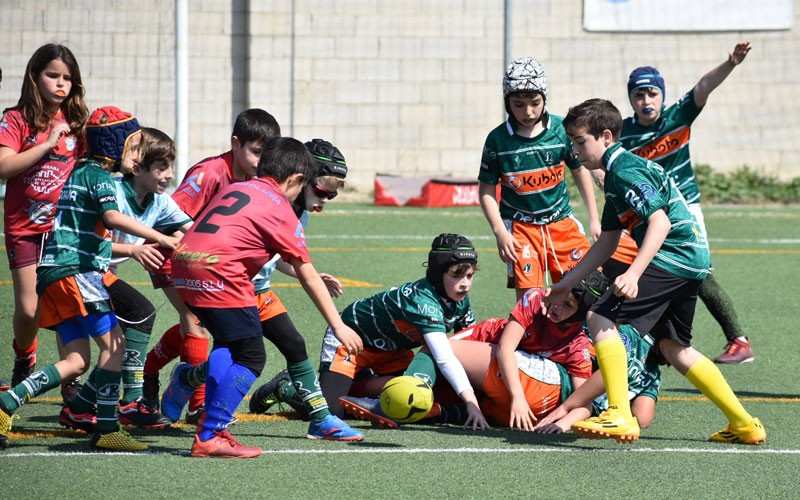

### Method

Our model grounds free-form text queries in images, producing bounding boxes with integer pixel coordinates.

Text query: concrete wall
[1,0,797,198]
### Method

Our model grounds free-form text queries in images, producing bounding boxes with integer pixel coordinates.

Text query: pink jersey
[171,151,246,219]
[171,177,311,308]
[0,109,84,235]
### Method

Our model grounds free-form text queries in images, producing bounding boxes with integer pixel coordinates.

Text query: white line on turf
[2,447,799,458]
[307,233,800,245]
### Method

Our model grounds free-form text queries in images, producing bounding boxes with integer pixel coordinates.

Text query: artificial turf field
[1,203,799,499]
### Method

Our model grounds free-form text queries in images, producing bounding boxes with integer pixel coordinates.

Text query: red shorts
[256,290,288,322]
[480,356,562,426]
[5,232,48,269]
[507,216,590,289]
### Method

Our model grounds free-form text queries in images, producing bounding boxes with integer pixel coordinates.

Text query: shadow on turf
[665,387,799,399]
[375,422,586,446]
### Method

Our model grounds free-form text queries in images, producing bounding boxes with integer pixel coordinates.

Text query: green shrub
[695,164,800,204]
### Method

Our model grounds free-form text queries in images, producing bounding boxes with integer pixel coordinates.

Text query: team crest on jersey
[65,136,78,152]
[177,173,203,197]
[569,248,583,261]
[523,263,532,274]
[26,200,55,224]
[637,182,657,200]
[506,176,523,190]
[544,151,553,164]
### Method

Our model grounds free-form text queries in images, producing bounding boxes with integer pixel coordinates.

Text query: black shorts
[187,305,262,343]
[590,264,702,347]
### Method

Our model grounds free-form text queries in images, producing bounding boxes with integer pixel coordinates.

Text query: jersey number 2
[194,191,251,234]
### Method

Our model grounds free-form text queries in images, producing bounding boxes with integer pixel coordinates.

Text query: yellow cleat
[710,417,766,445]
[91,426,149,451]
[0,409,14,449]
[571,409,640,443]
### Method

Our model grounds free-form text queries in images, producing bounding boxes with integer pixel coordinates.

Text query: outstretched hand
[131,243,165,272]
[320,273,344,298]
[334,325,363,355]
[508,396,538,431]
[729,42,751,66]
[464,400,490,431]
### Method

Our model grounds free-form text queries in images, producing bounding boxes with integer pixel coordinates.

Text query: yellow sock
[595,336,632,419]
[685,356,752,428]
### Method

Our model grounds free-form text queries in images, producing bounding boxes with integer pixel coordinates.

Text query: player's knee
[282,335,307,363]
[228,336,266,376]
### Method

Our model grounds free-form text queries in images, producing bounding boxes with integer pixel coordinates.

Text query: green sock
[699,273,744,341]
[287,360,330,421]
[121,328,150,403]
[0,364,62,413]
[94,368,122,433]
[403,351,438,387]
[70,367,98,414]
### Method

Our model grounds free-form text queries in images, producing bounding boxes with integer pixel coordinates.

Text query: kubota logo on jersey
[631,127,690,161]
[173,242,220,264]
[502,165,564,194]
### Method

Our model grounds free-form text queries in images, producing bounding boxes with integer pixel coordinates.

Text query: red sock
[13,337,38,365]
[181,334,210,412]
[143,324,182,375]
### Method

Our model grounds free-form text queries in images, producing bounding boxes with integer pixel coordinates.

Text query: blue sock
[200,358,255,442]
[203,346,233,415]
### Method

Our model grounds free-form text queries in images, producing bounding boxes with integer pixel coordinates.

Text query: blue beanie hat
[627,66,665,101]
[86,106,141,163]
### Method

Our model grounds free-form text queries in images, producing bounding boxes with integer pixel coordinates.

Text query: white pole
[175,0,189,184]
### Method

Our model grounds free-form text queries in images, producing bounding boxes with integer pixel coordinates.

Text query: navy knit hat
[86,106,141,163]
[627,66,666,101]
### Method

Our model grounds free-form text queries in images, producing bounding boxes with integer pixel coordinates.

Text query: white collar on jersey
[605,146,625,172]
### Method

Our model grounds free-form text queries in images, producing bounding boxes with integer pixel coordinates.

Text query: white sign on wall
[584,0,794,32]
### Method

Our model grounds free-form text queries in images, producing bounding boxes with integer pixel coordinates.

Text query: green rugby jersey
[340,277,475,351]
[620,89,703,204]
[592,324,661,414]
[601,143,710,280]
[479,113,582,224]
[37,160,120,293]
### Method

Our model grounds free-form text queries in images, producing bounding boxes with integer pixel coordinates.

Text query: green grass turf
[1,203,799,499]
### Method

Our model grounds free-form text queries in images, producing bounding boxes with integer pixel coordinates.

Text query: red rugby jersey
[509,289,594,378]
[0,109,84,235]
[172,150,247,219]
[171,177,310,308]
